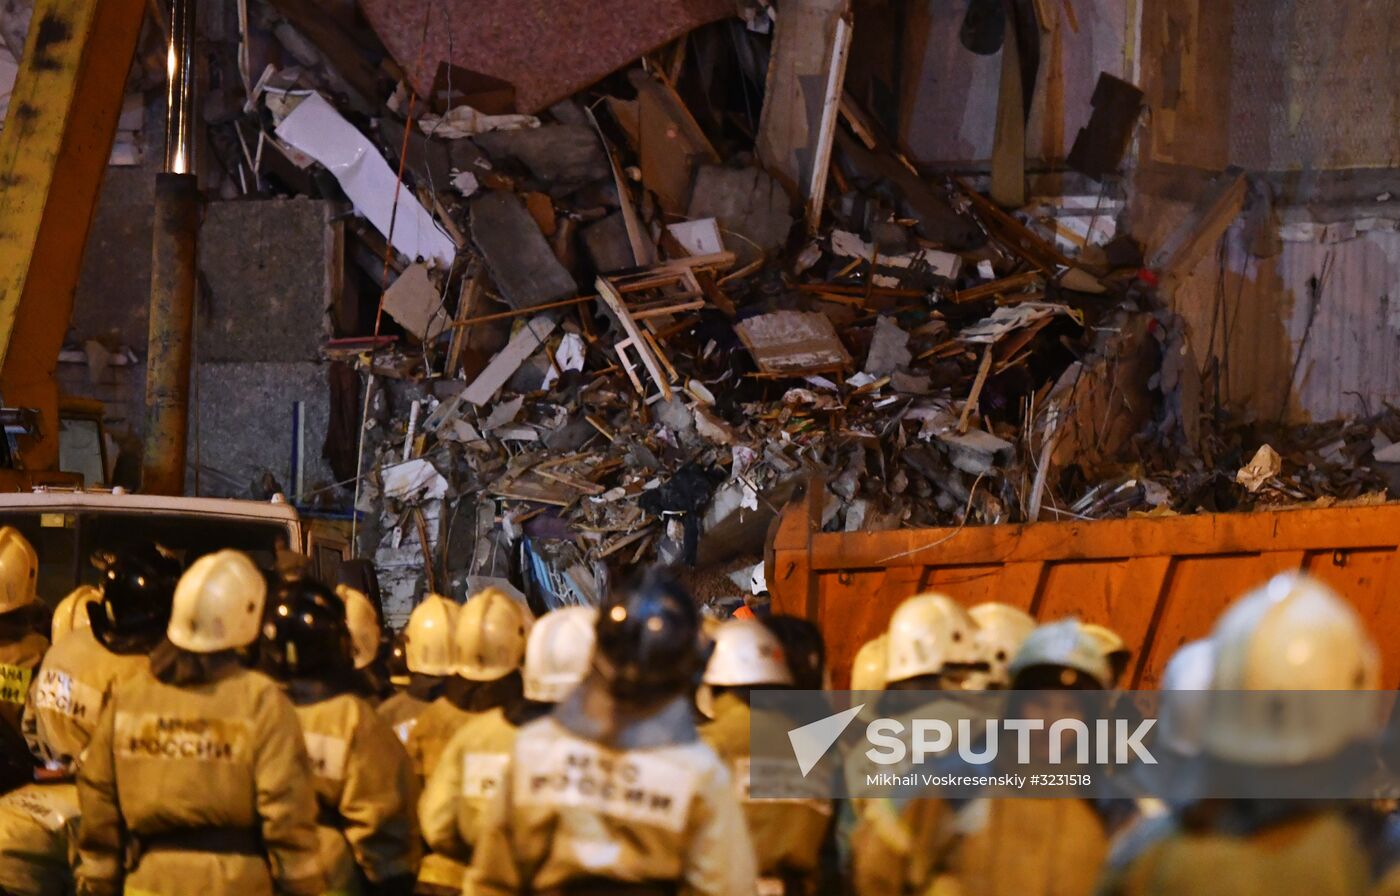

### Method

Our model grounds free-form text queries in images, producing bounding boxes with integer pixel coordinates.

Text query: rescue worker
[700,617,832,895]
[1109,574,1379,896]
[838,632,888,872]
[0,527,47,783]
[419,606,596,895]
[260,576,420,896]
[967,602,1036,689]
[854,618,1115,896]
[338,583,394,702]
[379,593,459,746]
[49,585,100,643]
[406,588,528,894]
[0,544,179,896]
[1096,639,1214,896]
[76,549,326,896]
[470,571,758,895]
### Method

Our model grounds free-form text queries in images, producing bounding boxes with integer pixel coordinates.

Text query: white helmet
[524,606,597,703]
[1007,619,1112,689]
[456,587,531,681]
[967,603,1036,689]
[1202,574,1380,765]
[1083,622,1131,686]
[0,526,39,613]
[1157,638,1215,757]
[335,584,381,671]
[403,593,459,676]
[703,618,794,688]
[167,550,266,653]
[52,585,101,642]
[884,592,981,685]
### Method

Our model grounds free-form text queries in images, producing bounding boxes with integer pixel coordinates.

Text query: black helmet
[258,576,355,682]
[594,570,702,701]
[87,544,182,648]
[762,615,827,690]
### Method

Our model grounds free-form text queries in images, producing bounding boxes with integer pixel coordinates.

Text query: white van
[0,488,349,606]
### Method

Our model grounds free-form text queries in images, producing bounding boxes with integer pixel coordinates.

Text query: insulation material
[359,0,732,114]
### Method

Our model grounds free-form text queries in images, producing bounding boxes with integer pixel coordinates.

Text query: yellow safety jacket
[75,663,325,896]
[292,688,421,894]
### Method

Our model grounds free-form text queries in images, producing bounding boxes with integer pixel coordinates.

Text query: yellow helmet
[884,592,981,685]
[967,603,1036,689]
[1082,622,1131,686]
[335,584,381,671]
[1203,574,1380,765]
[0,526,39,613]
[403,593,459,676]
[455,587,531,681]
[52,585,101,642]
[851,634,888,692]
[167,550,266,653]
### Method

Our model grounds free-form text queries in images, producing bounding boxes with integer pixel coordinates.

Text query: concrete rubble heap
[172,0,1396,620]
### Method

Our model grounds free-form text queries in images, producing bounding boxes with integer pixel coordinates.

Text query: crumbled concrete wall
[198,198,338,362]
[183,361,335,500]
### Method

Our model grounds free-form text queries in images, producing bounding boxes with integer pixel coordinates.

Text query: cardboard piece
[736,311,852,375]
[382,264,450,341]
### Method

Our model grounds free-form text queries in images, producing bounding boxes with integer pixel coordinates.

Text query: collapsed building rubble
[173,0,1396,621]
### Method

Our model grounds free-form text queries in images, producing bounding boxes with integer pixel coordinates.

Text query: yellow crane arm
[0,0,145,480]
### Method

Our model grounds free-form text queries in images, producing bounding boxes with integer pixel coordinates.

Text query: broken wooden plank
[957,346,995,433]
[1150,168,1248,295]
[587,107,654,267]
[585,414,616,442]
[452,294,597,329]
[756,0,853,199]
[444,267,482,377]
[806,13,853,234]
[955,179,1075,272]
[990,7,1027,208]
[629,68,720,214]
[462,316,557,406]
[949,271,1044,304]
[838,91,880,149]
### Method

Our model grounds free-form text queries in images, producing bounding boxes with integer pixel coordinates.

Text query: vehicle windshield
[0,509,292,606]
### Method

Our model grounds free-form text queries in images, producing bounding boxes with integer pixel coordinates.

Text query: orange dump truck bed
[766,480,1400,689]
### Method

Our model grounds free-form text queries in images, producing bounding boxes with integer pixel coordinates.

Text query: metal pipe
[143,0,199,494]
[142,173,199,495]
[163,0,196,174]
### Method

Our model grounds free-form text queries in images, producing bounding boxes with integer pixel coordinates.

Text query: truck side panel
[768,480,1400,689]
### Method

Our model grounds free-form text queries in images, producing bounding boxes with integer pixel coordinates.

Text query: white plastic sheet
[276,93,457,267]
